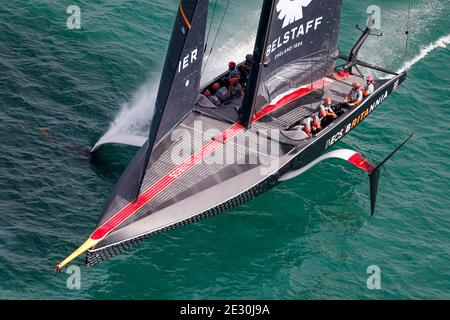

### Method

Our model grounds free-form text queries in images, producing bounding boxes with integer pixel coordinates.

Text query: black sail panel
[134,0,208,198]
[257,0,342,111]
[155,0,208,144]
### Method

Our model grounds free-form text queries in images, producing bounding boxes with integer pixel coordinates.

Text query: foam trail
[93,80,159,151]
[396,34,450,74]
[91,134,147,152]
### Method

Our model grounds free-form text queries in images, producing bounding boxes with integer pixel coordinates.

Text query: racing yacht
[56,0,411,270]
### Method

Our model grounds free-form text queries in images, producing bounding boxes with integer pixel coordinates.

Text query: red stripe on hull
[253,78,333,122]
[91,123,244,241]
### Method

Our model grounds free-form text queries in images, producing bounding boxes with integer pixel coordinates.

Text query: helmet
[212,83,220,91]
[230,78,239,86]
[204,89,211,97]
[303,124,311,135]
[324,97,332,105]
[228,61,236,68]
[313,116,321,128]
[353,82,361,89]
[366,75,374,82]
[319,106,327,118]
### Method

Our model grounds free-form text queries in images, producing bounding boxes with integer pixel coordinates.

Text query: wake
[92,80,158,152]
[396,34,450,74]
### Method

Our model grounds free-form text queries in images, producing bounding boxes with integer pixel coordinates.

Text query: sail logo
[276,0,313,28]
[178,48,198,73]
[266,16,323,56]
[267,0,322,58]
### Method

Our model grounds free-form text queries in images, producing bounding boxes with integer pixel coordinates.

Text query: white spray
[396,34,450,74]
[92,80,158,152]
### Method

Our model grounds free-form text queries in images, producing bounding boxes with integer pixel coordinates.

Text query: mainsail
[242,0,343,127]
[136,0,209,198]
[55,0,209,271]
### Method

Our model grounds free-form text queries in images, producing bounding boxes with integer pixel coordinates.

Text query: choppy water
[0,0,449,299]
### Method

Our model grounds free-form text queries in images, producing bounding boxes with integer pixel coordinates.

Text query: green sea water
[0,0,449,299]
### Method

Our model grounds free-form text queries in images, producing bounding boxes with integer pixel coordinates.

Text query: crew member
[203,89,212,98]
[320,97,332,112]
[229,78,243,97]
[362,75,375,97]
[319,101,337,129]
[322,97,338,115]
[228,61,241,81]
[312,115,322,134]
[345,82,363,108]
[211,82,221,94]
[240,54,253,88]
[202,89,219,106]
[303,118,312,137]
[214,85,231,104]
[321,96,344,117]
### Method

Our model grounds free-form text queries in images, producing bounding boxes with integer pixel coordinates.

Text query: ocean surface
[0,0,449,299]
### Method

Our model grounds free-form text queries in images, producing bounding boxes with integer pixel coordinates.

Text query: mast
[240,0,275,129]
[134,0,209,201]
